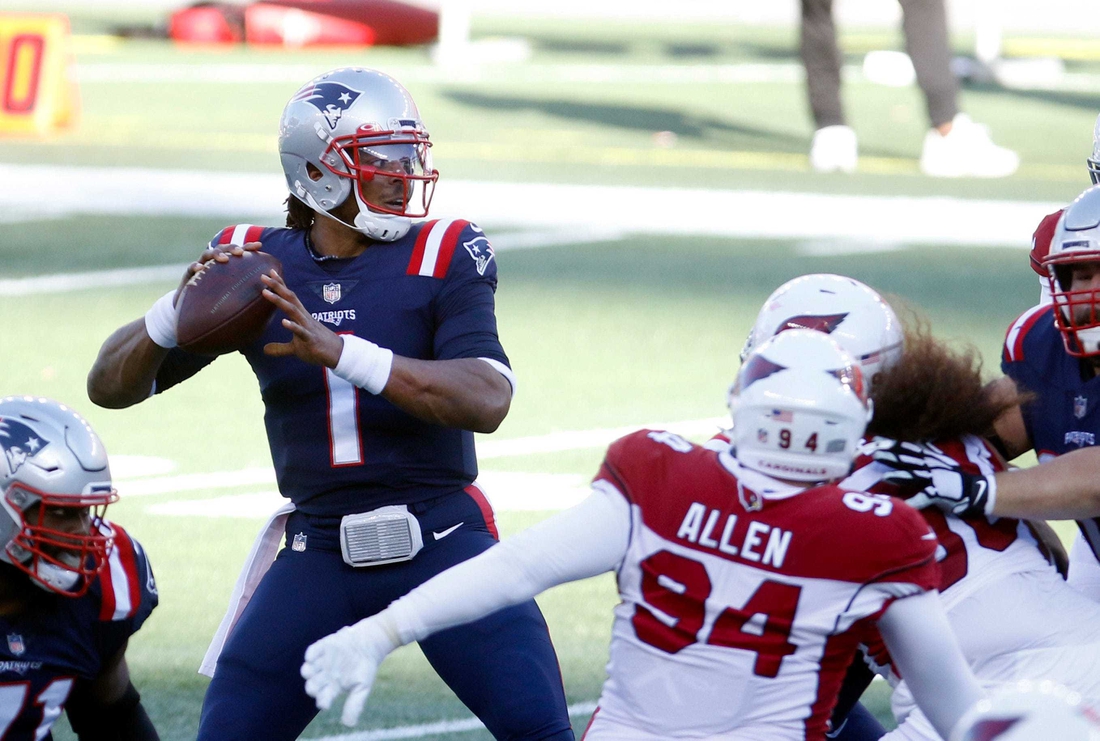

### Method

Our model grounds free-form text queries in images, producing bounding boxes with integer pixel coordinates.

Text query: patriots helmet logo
[0,417,49,476]
[777,313,849,335]
[463,236,495,276]
[294,81,363,130]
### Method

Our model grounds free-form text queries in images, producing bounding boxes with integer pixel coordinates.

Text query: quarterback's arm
[260,271,511,432]
[65,644,159,740]
[878,592,983,740]
[301,484,630,725]
[87,318,172,408]
[991,447,1100,519]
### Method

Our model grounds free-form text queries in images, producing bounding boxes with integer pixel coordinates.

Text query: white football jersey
[590,430,938,740]
[841,434,1052,611]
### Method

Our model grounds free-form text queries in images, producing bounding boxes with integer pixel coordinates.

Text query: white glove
[872,439,996,517]
[301,616,401,727]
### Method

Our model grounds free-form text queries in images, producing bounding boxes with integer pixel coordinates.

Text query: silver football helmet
[0,397,117,597]
[1044,186,1100,356]
[279,67,438,242]
[1089,113,1100,186]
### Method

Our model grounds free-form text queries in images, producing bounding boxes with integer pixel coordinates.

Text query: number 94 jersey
[592,431,938,740]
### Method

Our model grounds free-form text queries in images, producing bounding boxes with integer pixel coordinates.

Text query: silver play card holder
[339,505,424,567]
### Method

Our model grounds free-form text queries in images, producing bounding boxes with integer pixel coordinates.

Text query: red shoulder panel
[433,219,470,278]
[211,224,264,248]
[1030,209,1064,276]
[1003,303,1054,364]
[99,523,143,621]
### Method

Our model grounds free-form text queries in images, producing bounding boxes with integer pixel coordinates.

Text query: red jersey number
[632,550,801,678]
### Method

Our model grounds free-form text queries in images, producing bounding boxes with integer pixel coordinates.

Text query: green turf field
[1,13,1098,739]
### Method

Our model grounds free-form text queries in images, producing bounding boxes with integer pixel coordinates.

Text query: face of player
[1067,261,1100,323]
[28,502,92,563]
[356,144,416,213]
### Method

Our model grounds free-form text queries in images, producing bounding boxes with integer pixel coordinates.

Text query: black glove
[871,439,996,517]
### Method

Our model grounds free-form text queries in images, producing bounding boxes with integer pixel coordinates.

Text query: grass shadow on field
[441,92,808,151]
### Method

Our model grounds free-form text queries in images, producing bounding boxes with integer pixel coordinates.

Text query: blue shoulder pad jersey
[1002,303,1100,555]
[155,219,509,516]
[0,524,157,740]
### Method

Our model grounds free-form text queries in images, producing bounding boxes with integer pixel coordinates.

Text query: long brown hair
[865,318,1024,442]
[286,195,314,230]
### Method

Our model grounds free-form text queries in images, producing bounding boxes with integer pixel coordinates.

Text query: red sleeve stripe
[408,219,468,278]
[212,226,235,247]
[432,220,470,278]
[406,220,439,275]
[1004,304,1052,363]
[99,524,141,621]
[464,482,499,540]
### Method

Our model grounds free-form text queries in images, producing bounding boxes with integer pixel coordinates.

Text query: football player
[904,185,1100,603]
[738,274,1100,741]
[0,396,158,740]
[302,330,984,741]
[86,68,573,740]
[1026,113,1100,304]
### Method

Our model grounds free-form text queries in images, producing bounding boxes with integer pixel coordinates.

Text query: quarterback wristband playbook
[334,335,394,395]
[144,290,179,349]
[340,505,424,567]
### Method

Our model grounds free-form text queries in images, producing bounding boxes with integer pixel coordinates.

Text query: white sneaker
[919,113,1019,178]
[810,125,858,173]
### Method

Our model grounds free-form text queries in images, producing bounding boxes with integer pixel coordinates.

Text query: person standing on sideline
[801,0,1019,177]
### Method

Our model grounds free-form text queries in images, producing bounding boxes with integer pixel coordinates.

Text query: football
[177,251,283,355]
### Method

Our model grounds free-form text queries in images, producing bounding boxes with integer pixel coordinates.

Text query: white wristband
[334,335,393,395]
[144,290,180,349]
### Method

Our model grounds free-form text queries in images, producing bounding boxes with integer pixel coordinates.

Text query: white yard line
[0,165,1060,254]
[305,701,598,741]
[119,417,727,499]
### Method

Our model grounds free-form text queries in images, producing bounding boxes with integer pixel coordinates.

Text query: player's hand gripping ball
[177,249,283,355]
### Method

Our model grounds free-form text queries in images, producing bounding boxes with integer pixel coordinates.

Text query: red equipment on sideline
[169,1,438,47]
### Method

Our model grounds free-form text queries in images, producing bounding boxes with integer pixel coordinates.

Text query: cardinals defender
[1026,113,1100,304]
[0,397,158,741]
[87,68,573,741]
[736,274,1100,741]
[301,330,985,741]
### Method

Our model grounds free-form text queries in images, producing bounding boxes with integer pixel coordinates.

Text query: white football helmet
[0,397,117,597]
[1043,185,1100,356]
[742,274,904,383]
[1089,113,1100,186]
[951,682,1100,741]
[279,67,438,242]
[732,330,871,483]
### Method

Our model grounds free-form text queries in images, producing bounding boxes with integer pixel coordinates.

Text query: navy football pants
[197,491,575,740]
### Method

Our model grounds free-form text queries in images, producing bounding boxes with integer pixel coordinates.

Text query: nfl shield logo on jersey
[7,633,25,656]
[1075,395,1089,419]
[292,532,308,552]
[322,283,341,304]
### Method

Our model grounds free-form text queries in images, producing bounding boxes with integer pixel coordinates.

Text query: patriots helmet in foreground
[0,396,117,596]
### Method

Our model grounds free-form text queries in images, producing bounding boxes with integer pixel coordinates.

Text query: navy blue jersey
[156,219,510,516]
[1002,303,1100,557]
[0,524,156,740]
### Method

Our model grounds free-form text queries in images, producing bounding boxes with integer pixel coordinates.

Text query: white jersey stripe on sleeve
[107,540,134,620]
[229,223,255,247]
[1004,304,1048,363]
[418,219,459,277]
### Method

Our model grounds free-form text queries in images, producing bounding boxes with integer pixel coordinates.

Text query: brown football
[177,251,282,356]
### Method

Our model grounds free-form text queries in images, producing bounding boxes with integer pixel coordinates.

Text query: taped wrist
[333,335,393,395]
[144,290,179,349]
[67,681,158,740]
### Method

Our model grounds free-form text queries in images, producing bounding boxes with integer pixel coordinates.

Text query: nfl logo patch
[1075,395,1088,419]
[7,633,25,656]
[322,283,341,305]
[292,532,307,552]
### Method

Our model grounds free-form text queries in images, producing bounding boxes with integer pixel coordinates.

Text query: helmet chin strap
[304,190,411,243]
[1077,326,1100,355]
[32,554,80,593]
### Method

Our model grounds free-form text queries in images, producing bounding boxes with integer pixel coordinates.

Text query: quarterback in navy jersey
[88,67,573,740]
[0,397,158,741]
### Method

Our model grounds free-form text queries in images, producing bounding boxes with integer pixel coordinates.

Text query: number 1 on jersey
[324,369,363,466]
